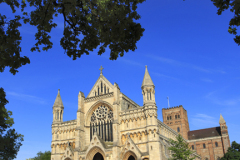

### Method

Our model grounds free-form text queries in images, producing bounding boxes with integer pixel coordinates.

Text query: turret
[52,89,64,123]
[219,114,228,135]
[141,65,155,106]
[219,114,230,154]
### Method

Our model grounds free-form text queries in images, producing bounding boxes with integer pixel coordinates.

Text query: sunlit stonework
[51,66,230,160]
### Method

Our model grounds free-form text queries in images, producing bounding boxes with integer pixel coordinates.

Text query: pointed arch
[122,151,137,160]
[86,147,105,160]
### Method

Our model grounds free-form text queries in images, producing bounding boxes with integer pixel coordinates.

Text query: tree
[28,151,51,160]
[1,0,145,158]
[211,0,240,45]
[0,88,24,160]
[220,141,240,160]
[168,134,197,160]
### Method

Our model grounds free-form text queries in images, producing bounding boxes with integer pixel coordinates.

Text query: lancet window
[90,105,113,142]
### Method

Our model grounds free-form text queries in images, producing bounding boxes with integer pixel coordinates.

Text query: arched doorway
[122,151,137,160]
[128,155,135,160]
[93,152,104,160]
[65,158,71,160]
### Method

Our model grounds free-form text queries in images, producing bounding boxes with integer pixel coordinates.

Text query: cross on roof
[99,65,104,75]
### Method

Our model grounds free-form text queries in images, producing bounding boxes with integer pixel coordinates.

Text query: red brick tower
[219,114,231,154]
[162,105,190,140]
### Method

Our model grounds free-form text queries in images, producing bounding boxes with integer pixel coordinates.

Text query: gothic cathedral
[51,66,230,160]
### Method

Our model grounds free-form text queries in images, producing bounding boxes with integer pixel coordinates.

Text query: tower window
[177,127,180,132]
[203,143,206,148]
[191,145,194,150]
[215,142,218,147]
[175,115,177,119]
[167,116,169,120]
[170,116,172,120]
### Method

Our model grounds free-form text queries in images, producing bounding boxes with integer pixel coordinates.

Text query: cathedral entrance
[93,152,104,160]
[127,155,135,160]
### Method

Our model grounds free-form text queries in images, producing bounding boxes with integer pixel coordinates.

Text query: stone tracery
[90,105,113,142]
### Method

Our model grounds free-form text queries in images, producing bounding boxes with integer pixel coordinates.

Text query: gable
[87,75,114,98]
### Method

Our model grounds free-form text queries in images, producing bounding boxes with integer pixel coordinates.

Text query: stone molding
[187,136,222,142]
[84,92,113,103]
[120,106,157,122]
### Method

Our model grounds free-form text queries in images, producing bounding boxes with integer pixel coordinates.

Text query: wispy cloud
[191,113,218,128]
[152,72,178,80]
[146,54,226,74]
[205,90,240,106]
[7,91,47,104]
[201,78,213,83]
[118,58,143,67]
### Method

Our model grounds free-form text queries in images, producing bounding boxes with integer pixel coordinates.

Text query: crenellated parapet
[162,105,186,111]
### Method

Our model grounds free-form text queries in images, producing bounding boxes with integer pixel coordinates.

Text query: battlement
[162,105,186,111]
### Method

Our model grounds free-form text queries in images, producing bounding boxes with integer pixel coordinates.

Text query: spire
[219,114,226,124]
[142,65,154,87]
[53,89,64,107]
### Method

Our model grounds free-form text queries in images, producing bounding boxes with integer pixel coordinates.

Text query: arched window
[203,143,206,148]
[215,142,218,147]
[175,115,177,119]
[60,110,62,120]
[101,82,103,93]
[217,157,220,160]
[167,116,169,120]
[178,115,180,118]
[191,145,194,150]
[98,87,100,95]
[90,105,113,142]
[177,127,180,132]
[104,85,106,94]
[205,158,208,160]
[170,116,172,120]
[56,110,59,120]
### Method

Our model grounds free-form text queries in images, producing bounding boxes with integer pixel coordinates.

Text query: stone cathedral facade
[51,66,230,160]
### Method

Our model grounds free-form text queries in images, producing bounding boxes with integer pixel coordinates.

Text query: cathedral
[51,66,230,160]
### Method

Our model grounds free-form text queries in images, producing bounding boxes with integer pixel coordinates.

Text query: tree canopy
[1,0,145,75]
[28,151,51,160]
[211,0,240,45]
[0,88,24,160]
[168,134,197,160]
[220,141,240,160]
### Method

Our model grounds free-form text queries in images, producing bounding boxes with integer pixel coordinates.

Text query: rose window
[90,105,113,142]
[91,105,112,122]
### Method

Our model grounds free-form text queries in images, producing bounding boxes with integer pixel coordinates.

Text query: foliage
[168,134,197,160]
[0,88,24,160]
[211,0,240,45]
[1,0,145,70]
[29,151,51,160]
[220,141,240,160]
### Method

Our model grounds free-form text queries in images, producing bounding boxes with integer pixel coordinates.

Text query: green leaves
[220,141,240,160]
[168,134,197,160]
[29,151,51,160]
[0,88,24,160]
[24,0,145,60]
[211,0,240,46]
[0,14,30,75]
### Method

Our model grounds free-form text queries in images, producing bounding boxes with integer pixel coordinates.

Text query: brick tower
[219,114,231,154]
[162,105,190,140]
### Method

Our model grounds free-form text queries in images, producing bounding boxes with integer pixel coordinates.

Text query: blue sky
[1,0,240,159]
